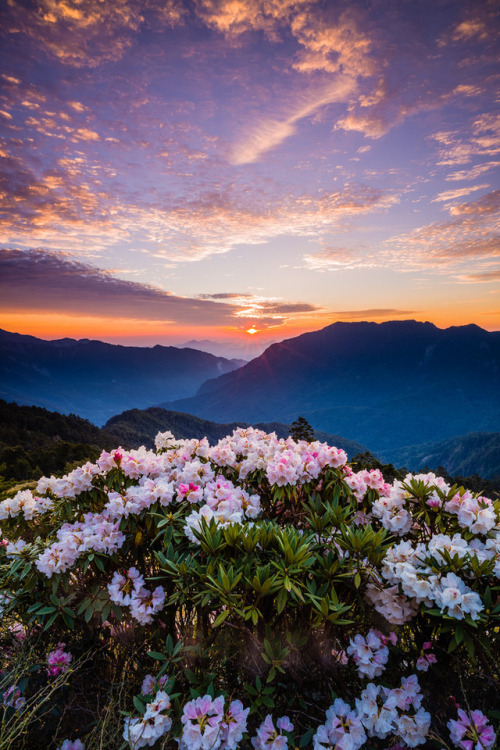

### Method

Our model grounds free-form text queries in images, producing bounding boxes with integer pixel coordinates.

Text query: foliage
[289,417,315,443]
[0,428,498,748]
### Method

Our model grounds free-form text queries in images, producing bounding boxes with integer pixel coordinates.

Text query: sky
[0,0,499,358]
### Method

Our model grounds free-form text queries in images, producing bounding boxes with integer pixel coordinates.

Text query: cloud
[230,76,356,164]
[0,249,324,329]
[0,247,239,325]
[198,292,252,300]
[384,189,500,269]
[445,161,500,182]
[0,153,118,250]
[303,246,372,271]
[431,114,500,166]
[432,184,489,203]
[456,270,500,283]
[193,0,308,37]
[4,0,186,68]
[133,185,398,262]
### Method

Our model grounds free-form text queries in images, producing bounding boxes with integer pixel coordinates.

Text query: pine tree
[289,416,315,442]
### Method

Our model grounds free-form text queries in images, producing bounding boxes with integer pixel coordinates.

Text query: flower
[180,694,225,750]
[347,629,389,679]
[448,708,496,750]
[416,642,437,672]
[47,643,72,677]
[220,700,250,750]
[252,714,294,749]
[313,698,366,750]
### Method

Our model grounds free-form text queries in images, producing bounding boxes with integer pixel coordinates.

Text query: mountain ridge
[165,320,500,450]
[0,329,245,425]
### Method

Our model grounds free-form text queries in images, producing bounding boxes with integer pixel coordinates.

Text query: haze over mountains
[0,329,244,425]
[168,321,500,451]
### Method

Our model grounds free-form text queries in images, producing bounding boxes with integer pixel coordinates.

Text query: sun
[246,327,258,335]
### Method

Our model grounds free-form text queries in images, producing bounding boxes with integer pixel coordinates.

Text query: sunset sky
[1,0,499,357]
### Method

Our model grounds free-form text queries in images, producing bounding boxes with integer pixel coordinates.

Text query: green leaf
[133,696,146,715]
[213,610,229,627]
[300,729,314,747]
[37,606,57,615]
[147,651,167,661]
[277,588,287,614]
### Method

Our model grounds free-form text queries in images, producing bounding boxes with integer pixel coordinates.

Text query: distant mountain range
[2,321,500,458]
[0,329,245,425]
[166,320,500,451]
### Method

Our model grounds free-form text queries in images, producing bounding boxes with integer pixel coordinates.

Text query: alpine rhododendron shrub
[0,427,498,748]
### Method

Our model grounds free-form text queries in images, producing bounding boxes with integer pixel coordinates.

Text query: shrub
[0,428,498,748]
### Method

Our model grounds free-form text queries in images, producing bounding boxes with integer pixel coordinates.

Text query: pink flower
[448,708,496,750]
[47,643,72,677]
[416,642,437,672]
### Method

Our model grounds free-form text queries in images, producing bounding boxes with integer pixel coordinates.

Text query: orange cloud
[4,0,186,68]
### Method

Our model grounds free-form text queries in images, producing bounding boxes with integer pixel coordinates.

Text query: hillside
[166,321,500,451]
[0,329,244,425]
[0,401,366,487]
[0,399,115,482]
[380,432,500,480]
[104,406,367,457]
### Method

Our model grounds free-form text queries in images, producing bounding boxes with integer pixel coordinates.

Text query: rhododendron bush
[0,428,498,748]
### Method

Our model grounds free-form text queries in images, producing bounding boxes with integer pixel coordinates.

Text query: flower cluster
[124,690,172,748]
[57,740,85,750]
[313,698,366,750]
[251,714,293,749]
[377,537,487,622]
[346,628,392,679]
[47,642,72,677]
[108,568,165,625]
[35,513,125,577]
[0,489,53,521]
[2,683,26,711]
[415,642,437,672]
[356,674,430,747]
[141,673,168,696]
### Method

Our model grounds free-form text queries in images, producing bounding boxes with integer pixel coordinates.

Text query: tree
[289,416,315,442]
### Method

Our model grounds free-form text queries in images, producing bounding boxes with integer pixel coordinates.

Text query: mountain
[104,406,367,457]
[379,432,500,480]
[165,321,500,451]
[0,329,245,425]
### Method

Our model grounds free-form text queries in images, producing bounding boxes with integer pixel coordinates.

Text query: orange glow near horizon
[1,308,499,347]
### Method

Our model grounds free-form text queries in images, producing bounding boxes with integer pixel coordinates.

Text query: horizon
[1,317,496,361]
[1,0,499,345]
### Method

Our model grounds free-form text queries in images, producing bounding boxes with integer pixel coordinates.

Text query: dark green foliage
[0,400,115,484]
[289,417,315,442]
